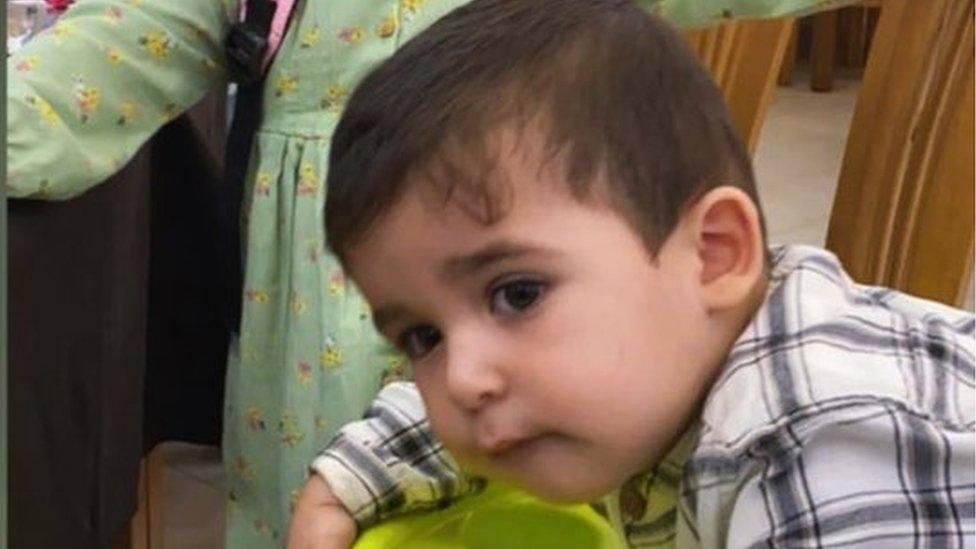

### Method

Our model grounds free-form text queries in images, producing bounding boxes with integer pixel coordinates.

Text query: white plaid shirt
[312,245,976,547]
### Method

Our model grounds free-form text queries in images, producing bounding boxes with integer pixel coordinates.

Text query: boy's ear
[683,186,765,311]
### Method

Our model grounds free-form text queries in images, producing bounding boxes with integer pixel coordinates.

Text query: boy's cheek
[415,384,466,450]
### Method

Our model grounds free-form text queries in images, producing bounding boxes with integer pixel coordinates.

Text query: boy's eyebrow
[440,239,552,281]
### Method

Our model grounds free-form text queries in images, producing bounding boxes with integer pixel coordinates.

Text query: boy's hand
[287,475,358,549]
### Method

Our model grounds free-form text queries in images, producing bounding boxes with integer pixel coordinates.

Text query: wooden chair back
[826,0,974,306]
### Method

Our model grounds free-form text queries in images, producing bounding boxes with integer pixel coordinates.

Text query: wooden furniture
[778,2,884,91]
[826,0,974,306]
[810,9,841,91]
[126,447,167,549]
[685,18,797,154]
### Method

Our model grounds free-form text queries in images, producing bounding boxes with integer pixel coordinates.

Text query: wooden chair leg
[810,9,839,91]
[128,458,150,549]
[148,446,168,548]
[126,446,167,549]
[777,25,798,86]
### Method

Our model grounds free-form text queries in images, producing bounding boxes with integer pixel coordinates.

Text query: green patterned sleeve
[658,0,856,28]
[7,0,239,199]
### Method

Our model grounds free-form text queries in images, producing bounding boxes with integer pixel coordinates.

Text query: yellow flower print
[139,30,175,61]
[234,455,255,479]
[238,334,257,361]
[105,47,123,65]
[401,0,427,18]
[359,300,372,321]
[314,414,327,432]
[253,520,270,534]
[51,22,73,43]
[14,55,40,73]
[201,57,218,72]
[244,288,270,304]
[321,84,348,113]
[103,6,124,24]
[296,361,312,385]
[72,76,100,123]
[117,100,138,126]
[227,491,239,514]
[328,269,346,297]
[320,338,343,371]
[254,171,272,197]
[26,94,61,127]
[381,355,410,385]
[297,163,320,195]
[289,488,302,514]
[125,0,143,6]
[338,26,364,44]
[246,407,267,431]
[376,13,397,38]
[279,412,305,447]
[299,25,323,48]
[275,72,298,97]
[109,154,127,171]
[290,291,308,315]
[158,103,179,123]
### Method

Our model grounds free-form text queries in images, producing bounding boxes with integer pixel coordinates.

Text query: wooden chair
[826,0,974,307]
[810,1,884,92]
[684,18,796,154]
[123,448,166,549]
[688,2,973,307]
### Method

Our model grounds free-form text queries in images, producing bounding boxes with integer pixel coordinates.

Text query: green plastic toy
[353,483,624,549]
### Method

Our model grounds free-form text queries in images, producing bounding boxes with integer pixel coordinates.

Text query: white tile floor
[755,72,860,247]
[161,71,863,548]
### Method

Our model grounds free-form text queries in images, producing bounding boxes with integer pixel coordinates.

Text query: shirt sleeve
[658,0,861,28]
[7,0,237,200]
[726,404,976,548]
[310,382,485,529]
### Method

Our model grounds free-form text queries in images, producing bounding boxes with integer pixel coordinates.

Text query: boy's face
[346,146,722,502]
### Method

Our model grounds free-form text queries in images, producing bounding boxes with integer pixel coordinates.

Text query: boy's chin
[506,469,622,504]
[456,439,625,503]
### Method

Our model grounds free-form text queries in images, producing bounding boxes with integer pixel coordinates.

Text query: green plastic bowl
[353,484,624,549]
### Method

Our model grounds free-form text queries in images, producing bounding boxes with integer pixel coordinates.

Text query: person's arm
[657,0,861,29]
[289,382,482,547]
[724,405,975,547]
[307,382,484,529]
[7,0,236,200]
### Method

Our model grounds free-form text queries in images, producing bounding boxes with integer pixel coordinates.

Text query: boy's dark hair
[325,0,764,261]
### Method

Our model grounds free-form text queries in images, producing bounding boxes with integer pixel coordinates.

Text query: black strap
[226,0,277,85]
[219,0,279,333]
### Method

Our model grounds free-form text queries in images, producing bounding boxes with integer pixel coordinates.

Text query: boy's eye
[398,325,442,360]
[490,278,546,316]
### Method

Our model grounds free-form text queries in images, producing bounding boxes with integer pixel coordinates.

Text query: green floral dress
[6,0,847,546]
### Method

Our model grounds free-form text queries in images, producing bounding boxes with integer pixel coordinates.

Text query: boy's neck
[700,271,770,403]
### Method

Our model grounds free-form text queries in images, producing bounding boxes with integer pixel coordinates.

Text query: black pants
[9,96,228,548]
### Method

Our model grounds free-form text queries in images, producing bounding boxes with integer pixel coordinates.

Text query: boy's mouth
[478,436,524,455]
[475,424,540,455]
[477,431,557,458]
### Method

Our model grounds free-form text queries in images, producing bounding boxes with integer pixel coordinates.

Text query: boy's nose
[444,336,507,412]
